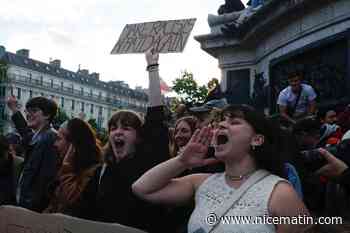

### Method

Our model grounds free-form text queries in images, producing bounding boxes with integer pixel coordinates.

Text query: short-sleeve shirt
[277,84,317,117]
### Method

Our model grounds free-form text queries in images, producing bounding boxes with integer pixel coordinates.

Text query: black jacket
[0,157,16,205]
[338,169,350,193]
[76,106,169,233]
[12,111,58,212]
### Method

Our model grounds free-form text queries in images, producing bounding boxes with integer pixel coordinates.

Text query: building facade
[0,46,148,131]
[196,0,350,113]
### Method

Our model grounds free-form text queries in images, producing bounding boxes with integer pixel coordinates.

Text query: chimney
[0,46,5,59]
[78,69,89,76]
[90,72,100,80]
[16,49,29,58]
[50,59,61,68]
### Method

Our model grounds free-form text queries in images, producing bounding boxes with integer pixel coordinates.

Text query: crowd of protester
[1,49,350,233]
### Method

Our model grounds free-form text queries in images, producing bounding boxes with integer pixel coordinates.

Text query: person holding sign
[133,105,309,233]
[77,49,169,233]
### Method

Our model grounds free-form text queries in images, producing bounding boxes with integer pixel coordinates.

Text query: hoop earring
[251,145,256,151]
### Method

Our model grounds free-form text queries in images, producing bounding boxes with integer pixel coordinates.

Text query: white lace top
[188,171,285,233]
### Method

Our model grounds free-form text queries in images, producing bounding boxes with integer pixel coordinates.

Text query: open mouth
[115,139,125,149]
[217,134,229,145]
[175,137,189,146]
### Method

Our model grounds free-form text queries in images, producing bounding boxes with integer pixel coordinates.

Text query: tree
[88,118,98,132]
[172,71,208,105]
[53,107,70,129]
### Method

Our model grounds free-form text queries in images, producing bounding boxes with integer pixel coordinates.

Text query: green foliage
[53,107,70,129]
[88,118,98,131]
[97,128,108,146]
[88,118,108,145]
[172,71,208,105]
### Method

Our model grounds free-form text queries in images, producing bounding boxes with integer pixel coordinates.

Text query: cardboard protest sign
[0,205,147,233]
[111,18,196,54]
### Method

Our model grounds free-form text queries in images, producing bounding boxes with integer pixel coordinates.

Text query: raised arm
[146,48,162,107]
[132,127,218,205]
[307,100,316,115]
[6,96,33,147]
[279,105,296,125]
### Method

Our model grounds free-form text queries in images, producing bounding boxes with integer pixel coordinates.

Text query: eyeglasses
[25,107,41,115]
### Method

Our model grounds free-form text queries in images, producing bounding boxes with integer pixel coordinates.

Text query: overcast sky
[0,0,248,89]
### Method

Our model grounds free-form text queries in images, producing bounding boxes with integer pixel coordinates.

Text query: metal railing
[6,73,148,111]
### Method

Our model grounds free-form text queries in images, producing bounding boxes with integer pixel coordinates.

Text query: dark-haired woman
[44,118,102,215]
[77,49,169,233]
[133,105,309,233]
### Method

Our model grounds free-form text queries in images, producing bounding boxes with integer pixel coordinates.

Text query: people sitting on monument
[6,96,59,212]
[44,118,102,215]
[133,104,310,233]
[277,72,317,127]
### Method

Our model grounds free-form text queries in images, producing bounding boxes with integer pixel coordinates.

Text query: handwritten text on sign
[111,18,196,54]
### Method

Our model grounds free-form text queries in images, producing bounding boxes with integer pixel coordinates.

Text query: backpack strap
[288,85,303,117]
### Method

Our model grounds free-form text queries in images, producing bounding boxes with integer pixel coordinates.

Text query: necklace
[225,170,256,181]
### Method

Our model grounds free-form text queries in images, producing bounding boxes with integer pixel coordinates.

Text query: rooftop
[0,46,148,101]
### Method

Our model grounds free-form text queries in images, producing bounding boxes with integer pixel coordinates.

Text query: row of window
[8,87,105,115]
[63,98,102,114]
[11,73,147,107]
[26,73,145,102]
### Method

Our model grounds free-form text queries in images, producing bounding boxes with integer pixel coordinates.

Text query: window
[81,87,84,95]
[99,106,102,115]
[41,93,44,96]
[28,73,32,82]
[61,97,64,108]
[61,82,64,90]
[98,92,102,99]
[90,104,94,114]
[29,90,33,98]
[90,89,93,97]
[72,99,75,110]
[50,79,53,88]
[10,87,13,96]
[0,87,5,97]
[40,76,43,86]
[81,102,85,112]
[17,88,21,99]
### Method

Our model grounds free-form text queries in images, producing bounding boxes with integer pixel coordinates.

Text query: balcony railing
[6,73,148,111]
